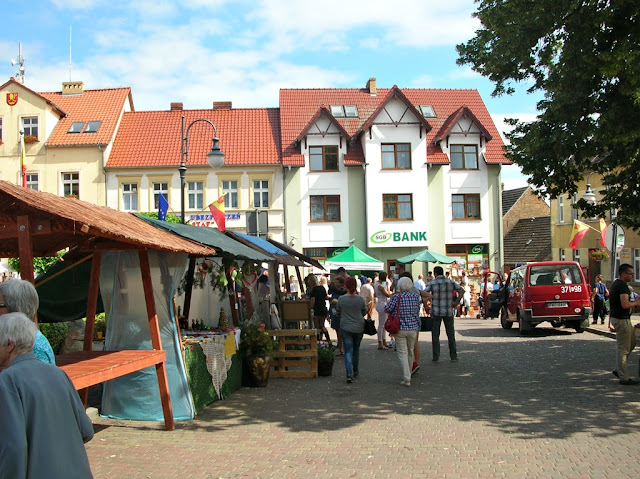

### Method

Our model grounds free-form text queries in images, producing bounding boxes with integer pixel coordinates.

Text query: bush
[317,341,336,362]
[39,322,69,355]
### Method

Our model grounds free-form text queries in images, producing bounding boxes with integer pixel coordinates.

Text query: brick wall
[503,188,550,235]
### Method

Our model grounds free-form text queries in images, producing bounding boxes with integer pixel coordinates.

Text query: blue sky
[1,0,541,189]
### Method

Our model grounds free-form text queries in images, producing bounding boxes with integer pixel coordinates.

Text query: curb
[586,327,615,339]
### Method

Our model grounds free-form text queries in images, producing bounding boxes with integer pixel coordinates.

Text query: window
[634,249,640,282]
[187,181,204,210]
[303,247,342,260]
[381,143,411,169]
[22,117,38,138]
[67,122,84,133]
[122,183,138,211]
[62,172,79,198]
[84,121,101,133]
[330,105,344,117]
[418,105,436,118]
[558,196,565,223]
[329,105,358,118]
[450,145,478,169]
[571,193,578,221]
[310,195,340,222]
[222,180,238,209]
[573,248,580,262]
[152,182,168,209]
[25,173,38,191]
[452,194,480,219]
[309,145,339,171]
[559,248,566,261]
[0,117,3,142]
[383,194,413,220]
[343,105,358,118]
[253,180,269,208]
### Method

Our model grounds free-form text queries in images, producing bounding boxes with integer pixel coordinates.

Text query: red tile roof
[279,87,508,166]
[107,108,281,168]
[40,87,132,147]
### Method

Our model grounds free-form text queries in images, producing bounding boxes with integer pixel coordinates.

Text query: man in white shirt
[414,274,426,291]
[359,277,375,320]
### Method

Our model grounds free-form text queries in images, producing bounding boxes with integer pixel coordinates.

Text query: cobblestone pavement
[86,318,640,478]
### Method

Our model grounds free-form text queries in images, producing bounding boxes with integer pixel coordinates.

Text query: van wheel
[550,320,562,328]
[574,319,588,333]
[500,307,512,329]
[518,311,530,335]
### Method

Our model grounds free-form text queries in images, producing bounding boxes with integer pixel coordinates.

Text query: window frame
[25,172,38,191]
[121,182,139,212]
[22,116,39,138]
[0,117,3,143]
[187,179,205,211]
[148,177,170,211]
[450,144,479,170]
[310,195,341,222]
[382,193,414,221]
[67,122,84,134]
[61,171,80,199]
[250,178,270,208]
[381,143,411,170]
[452,194,481,220]
[309,145,339,172]
[221,179,239,209]
[559,248,566,261]
[84,121,102,133]
[558,196,565,223]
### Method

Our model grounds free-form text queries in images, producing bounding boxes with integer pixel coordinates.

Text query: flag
[208,194,226,231]
[568,219,589,250]
[20,134,26,188]
[599,218,608,248]
[158,194,169,221]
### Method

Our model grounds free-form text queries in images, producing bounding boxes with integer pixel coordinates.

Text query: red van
[501,261,591,334]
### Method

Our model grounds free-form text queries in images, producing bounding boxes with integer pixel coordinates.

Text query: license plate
[547,301,568,308]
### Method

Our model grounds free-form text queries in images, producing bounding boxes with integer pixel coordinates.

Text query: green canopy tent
[396,249,456,265]
[323,245,384,271]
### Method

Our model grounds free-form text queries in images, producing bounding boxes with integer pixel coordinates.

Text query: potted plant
[23,134,38,144]
[239,322,277,387]
[588,249,609,261]
[317,340,336,376]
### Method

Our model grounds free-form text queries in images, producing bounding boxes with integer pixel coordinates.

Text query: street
[86,318,640,478]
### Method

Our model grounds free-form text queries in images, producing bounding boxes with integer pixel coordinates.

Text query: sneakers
[400,379,410,387]
[612,370,619,378]
[411,362,420,375]
[347,376,353,384]
[620,378,639,385]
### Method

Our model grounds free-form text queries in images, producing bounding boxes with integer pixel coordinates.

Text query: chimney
[213,101,232,110]
[366,77,376,96]
[62,81,84,96]
[170,102,183,111]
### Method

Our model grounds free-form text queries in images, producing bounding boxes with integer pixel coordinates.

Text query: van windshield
[529,264,582,286]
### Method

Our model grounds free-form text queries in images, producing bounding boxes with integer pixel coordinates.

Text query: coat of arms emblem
[7,93,18,106]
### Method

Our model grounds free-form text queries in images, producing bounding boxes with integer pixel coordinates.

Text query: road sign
[604,224,625,252]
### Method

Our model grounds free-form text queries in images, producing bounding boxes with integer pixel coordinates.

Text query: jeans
[341,330,363,378]
[611,317,636,381]
[431,315,457,361]
[395,329,417,381]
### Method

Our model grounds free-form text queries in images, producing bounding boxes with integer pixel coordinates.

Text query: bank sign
[368,229,428,247]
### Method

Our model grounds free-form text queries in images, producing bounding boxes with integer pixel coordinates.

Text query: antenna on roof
[10,43,25,84]
[69,25,72,81]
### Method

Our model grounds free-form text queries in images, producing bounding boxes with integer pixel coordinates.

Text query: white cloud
[490,113,538,143]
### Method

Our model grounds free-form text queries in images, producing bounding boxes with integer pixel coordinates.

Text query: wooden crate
[269,329,317,378]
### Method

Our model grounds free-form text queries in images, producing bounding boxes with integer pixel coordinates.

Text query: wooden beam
[16,215,34,283]
[138,249,175,431]
[182,256,196,320]
[0,218,51,239]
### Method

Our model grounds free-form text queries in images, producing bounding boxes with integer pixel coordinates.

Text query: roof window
[418,105,436,118]
[84,121,102,133]
[329,105,359,118]
[67,122,84,134]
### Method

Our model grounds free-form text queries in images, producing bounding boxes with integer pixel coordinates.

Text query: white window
[222,180,238,209]
[573,248,580,262]
[26,173,38,191]
[634,249,640,282]
[0,117,3,143]
[152,182,168,210]
[571,193,578,221]
[558,196,565,223]
[122,183,138,211]
[22,117,38,138]
[559,248,566,261]
[253,180,269,208]
[62,172,79,198]
[187,181,204,210]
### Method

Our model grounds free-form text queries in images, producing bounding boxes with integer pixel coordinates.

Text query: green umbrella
[396,249,455,264]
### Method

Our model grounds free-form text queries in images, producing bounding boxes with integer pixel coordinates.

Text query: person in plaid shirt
[424,266,463,362]
[385,277,421,386]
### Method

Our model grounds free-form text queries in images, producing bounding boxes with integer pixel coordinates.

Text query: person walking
[609,264,640,385]
[424,266,463,362]
[384,277,421,386]
[0,312,94,478]
[374,272,392,349]
[336,277,367,383]
[359,276,375,320]
[591,274,609,325]
[329,275,347,355]
[308,275,331,342]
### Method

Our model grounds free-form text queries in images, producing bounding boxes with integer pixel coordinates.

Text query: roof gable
[502,186,529,216]
[0,77,66,117]
[295,106,350,143]
[433,106,493,145]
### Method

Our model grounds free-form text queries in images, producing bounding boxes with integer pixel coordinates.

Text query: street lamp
[179,116,225,224]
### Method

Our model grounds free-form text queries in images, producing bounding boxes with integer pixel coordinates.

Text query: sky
[0,0,541,190]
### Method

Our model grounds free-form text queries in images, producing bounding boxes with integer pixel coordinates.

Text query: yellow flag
[568,220,589,250]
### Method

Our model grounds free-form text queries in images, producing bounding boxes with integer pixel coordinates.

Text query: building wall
[503,188,550,235]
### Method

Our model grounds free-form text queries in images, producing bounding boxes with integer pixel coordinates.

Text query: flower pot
[245,354,271,387]
[317,360,334,377]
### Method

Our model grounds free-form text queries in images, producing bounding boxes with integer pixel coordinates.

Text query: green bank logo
[471,245,483,254]
[370,230,427,244]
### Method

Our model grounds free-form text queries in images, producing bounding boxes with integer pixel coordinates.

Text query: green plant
[239,322,277,357]
[317,341,336,362]
[8,251,64,276]
[39,322,68,355]
[138,211,182,224]
[94,313,107,336]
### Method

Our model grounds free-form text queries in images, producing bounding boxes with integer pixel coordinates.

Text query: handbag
[420,316,433,332]
[363,318,377,336]
[384,296,401,335]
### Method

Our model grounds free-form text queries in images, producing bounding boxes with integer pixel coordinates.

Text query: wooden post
[295,266,305,296]
[16,215,34,283]
[138,249,175,431]
[78,251,102,406]
[284,265,292,293]
[182,256,197,321]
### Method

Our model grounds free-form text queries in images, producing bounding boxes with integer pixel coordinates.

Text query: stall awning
[323,245,384,271]
[135,215,272,263]
[225,231,306,266]
[267,238,326,270]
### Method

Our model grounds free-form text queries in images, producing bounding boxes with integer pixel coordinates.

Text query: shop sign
[469,244,488,254]
[190,213,241,227]
[369,230,428,245]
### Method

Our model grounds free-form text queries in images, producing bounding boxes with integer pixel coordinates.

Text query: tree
[457,0,640,229]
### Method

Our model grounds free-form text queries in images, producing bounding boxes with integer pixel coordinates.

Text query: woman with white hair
[0,279,56,364]
[384,277,421,386]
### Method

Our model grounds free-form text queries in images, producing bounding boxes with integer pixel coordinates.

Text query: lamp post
[179,116,225,224]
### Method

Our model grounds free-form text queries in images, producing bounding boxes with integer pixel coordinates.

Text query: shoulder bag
[384,295,401,335]
[363,317,377,335]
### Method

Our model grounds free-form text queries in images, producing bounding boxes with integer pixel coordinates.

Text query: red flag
[599,218,608,248]
[568,220,589,250]
[208,194,226,232]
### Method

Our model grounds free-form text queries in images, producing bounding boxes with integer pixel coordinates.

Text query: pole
[179,116,187,224]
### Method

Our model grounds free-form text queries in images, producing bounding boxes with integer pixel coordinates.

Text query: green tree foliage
[8,251,64,276]
[138,211,182,224]
[457,0,640,228]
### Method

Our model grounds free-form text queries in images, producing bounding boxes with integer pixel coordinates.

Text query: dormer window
[329,105,358,118]
[84,121,101,133]
[418,105,436,118]
[68,122,84,133]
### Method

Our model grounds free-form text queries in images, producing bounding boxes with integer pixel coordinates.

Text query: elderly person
[385,277,421,386]
[0,312,94,478]
[336,276,367,383]
[0,278,55,364]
